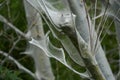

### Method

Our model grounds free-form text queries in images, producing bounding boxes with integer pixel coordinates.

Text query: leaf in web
[58,34,86,66]
[29,32,90,78]
[45,23,86,68]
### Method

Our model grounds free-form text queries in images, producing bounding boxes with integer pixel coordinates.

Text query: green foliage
[0,66,22,80]
[51,59,84,80]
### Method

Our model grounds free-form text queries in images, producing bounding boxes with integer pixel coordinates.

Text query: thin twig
[1,36,21,65]
[0,15,31,40]
[0,50,35,78]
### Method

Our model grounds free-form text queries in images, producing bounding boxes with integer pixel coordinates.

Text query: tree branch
[0,50,35,78]
[0,15,31,40]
